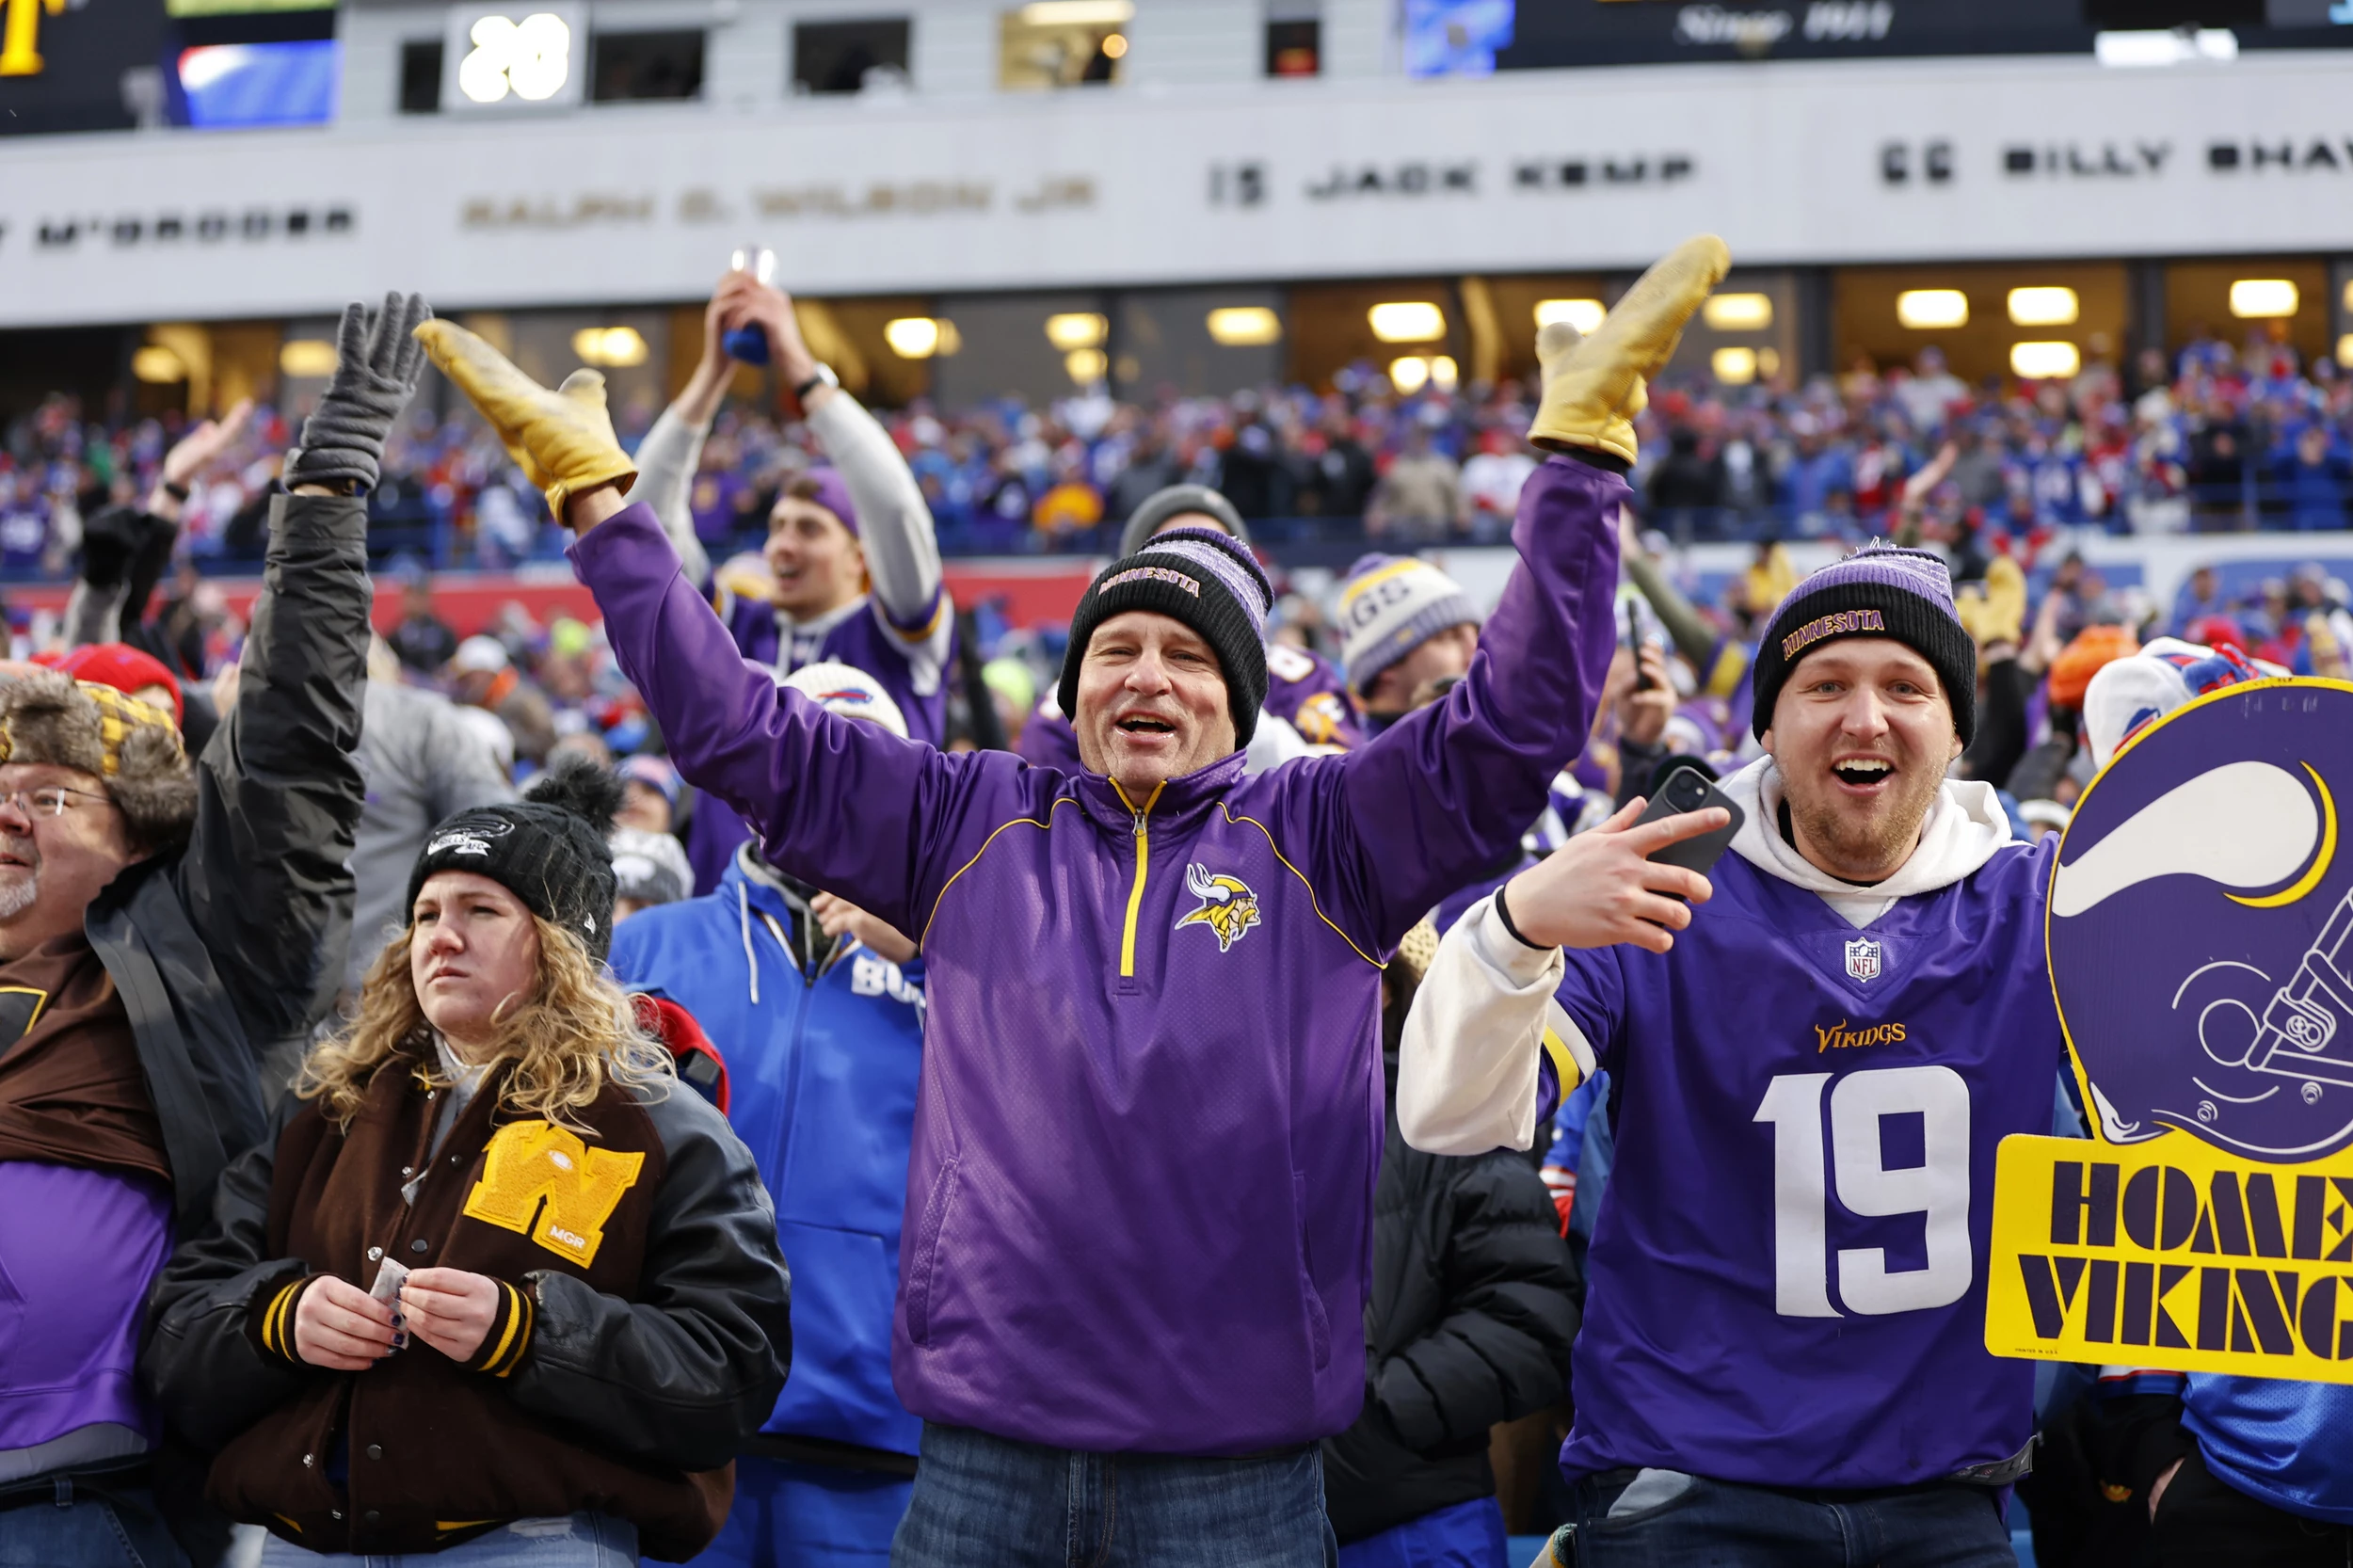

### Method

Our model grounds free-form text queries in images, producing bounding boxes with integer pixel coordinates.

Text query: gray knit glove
[284,291,434,492]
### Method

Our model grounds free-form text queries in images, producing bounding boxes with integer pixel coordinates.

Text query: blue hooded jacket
[611,849,925,1457]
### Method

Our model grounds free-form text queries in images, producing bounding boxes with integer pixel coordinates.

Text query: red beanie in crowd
[57,644,185,728]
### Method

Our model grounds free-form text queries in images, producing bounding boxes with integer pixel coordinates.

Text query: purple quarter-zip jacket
[570,455,1623,1456]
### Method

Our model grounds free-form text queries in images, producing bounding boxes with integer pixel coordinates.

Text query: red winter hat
[57,644,183,727]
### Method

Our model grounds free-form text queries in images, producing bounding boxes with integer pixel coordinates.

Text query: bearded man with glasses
[0,296,407,1567]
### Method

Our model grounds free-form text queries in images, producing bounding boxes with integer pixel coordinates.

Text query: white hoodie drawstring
[739,879,760,1005]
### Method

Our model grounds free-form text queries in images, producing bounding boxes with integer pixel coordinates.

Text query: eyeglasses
[0,786,117,819]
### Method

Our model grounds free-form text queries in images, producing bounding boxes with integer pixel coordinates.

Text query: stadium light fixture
[1369,302,1446,343]
[885,317,943,358]
[1429,356,1460,392]
[1019,0,1134,24]
[571,326,648,367]
[2230,279,2298,319]
[1388,357,1431,393]
[2009,342,2082,380]
[1712,346,1759,385]
[1534,298,1605,335]
[1703,294,1773,332]
[1758,347,1784,378]
[1897,290,1969,330]
[1206,307,1282,346]
[1064,348,1109,383]
[2341,334,2353,373]
[2007,287,2080,328]
[132,346,186,384]
[279,339,339,377]
[2093,28,2236,67]
[1046,312,1108,350]
[1100,32,1128,57]
[2345,280,2353,313]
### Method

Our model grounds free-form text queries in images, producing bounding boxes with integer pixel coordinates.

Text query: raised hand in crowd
[1498,796,1725,955]
[285,290,435,494]
[811,890,918,965]
[713,269,827,400]
[1618,642,1676,751]
[146,395,255,520]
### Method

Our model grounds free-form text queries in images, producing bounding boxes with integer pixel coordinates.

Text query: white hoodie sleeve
[1397,894,1595,1156]
[632,406,713,588]
[809,393,946,640]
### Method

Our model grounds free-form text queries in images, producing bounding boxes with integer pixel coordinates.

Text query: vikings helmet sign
[1986,680,2353,1384]
[2050,682,2351,1160]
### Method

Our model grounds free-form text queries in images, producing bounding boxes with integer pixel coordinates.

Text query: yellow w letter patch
[462,1121,645,1268]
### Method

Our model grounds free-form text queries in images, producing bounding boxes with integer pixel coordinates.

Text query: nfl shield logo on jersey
[1844,938,1881,983]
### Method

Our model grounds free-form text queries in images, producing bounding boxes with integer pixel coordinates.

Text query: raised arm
[632,286,738,587]
[1323,455,1625,944]
[721,273,948,635]
[180,298,426,1043]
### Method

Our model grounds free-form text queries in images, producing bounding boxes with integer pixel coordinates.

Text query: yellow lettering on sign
[1987,1132,2353,1383]
[1,0,70,77]
[461,1121,644,1269]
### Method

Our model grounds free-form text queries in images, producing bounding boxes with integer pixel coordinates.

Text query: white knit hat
[1335,553,1482,695]
[781,661,909,739]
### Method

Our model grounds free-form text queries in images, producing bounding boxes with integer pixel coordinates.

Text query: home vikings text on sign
[1987,680,2353,1383]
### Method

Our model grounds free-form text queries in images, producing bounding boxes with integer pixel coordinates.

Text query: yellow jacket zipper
[1112,781,1163,977]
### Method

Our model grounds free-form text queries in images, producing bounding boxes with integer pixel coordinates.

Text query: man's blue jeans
[891,1422,1337,1568]
[0,1480,188,1568]
[1564,1468,2014,1568]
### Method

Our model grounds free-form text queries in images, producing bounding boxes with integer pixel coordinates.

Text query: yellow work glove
[1529,233,1733,466]
[1957,555,2027,648]
[411,321,637,522]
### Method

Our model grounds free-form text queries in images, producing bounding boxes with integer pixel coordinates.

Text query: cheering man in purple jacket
[416,233,1729,1567]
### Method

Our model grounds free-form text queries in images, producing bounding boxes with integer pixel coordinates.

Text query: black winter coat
[1321,1050,1582,1544]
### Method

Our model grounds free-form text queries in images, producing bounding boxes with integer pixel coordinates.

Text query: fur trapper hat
[0,670,194,854]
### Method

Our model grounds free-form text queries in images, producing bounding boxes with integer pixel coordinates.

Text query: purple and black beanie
[1059,524,1274,744]
[1750,540,1977,744]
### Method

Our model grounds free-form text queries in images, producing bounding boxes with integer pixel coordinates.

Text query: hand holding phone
[1499,769,1740,955]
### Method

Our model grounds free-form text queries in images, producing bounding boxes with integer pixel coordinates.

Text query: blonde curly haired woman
[144,760,791,1566]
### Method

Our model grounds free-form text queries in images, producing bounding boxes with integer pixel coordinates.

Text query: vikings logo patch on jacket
[1176,864,1261,952]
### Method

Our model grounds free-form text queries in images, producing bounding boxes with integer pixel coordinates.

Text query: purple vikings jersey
[1556,839,2063,1488]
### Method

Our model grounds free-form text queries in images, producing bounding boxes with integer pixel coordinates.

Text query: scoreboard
[1423,0,2353,72]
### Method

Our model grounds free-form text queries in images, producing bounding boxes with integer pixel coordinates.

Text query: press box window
[998,1,1129,90]
[589,29,705,102]
[792,18,912,94]
[1265,0,1319,76]
[399,40,444,113]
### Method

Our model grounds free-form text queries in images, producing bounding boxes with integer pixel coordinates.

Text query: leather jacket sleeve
[141,1113,312,1453]
[506,1086,792,1471]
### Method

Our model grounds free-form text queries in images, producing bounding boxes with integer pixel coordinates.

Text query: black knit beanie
[405,756,625,963]
[1750,541,1978,745]
[1059,525,1274,745]
[1116,484,1251,560]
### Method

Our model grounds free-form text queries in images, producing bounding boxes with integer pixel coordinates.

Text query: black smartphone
[1631,765,1744,888]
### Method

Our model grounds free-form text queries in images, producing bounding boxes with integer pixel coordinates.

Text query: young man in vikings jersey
[1401,543,2061,1566]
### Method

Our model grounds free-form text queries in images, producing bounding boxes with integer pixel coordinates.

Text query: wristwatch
[792,363,839,401]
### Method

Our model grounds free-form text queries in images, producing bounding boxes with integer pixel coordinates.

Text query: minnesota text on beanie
[1336,553,1483,696]
[0,671,193,854]
[1749,540,1978,745]
[1116,485,1250,561]
[405,755,625,963]
[1058,525,1274,746]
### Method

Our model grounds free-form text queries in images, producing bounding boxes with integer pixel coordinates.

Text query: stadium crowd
[0,247,2346,1568]
[7,318,2352,581]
